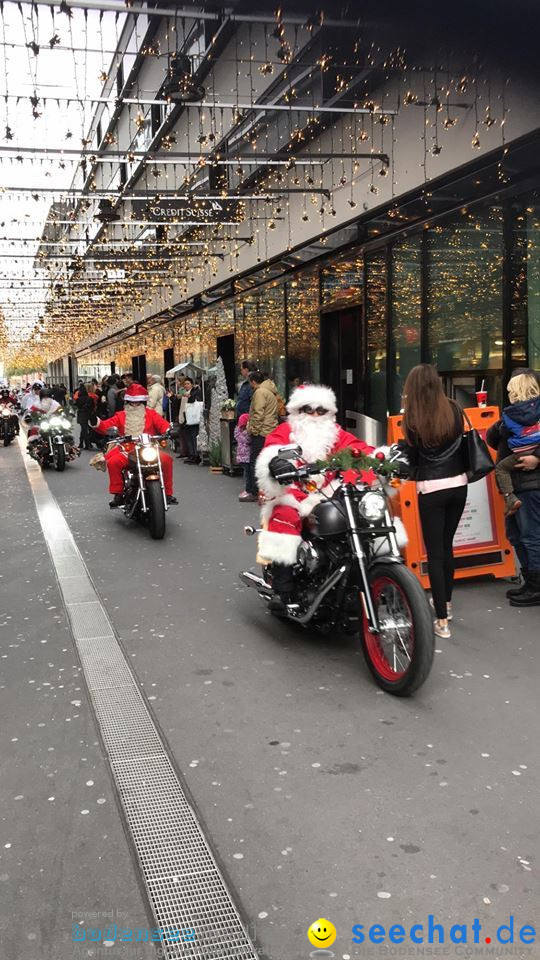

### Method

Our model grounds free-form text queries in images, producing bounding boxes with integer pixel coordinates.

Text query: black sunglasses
[299,405,329,416]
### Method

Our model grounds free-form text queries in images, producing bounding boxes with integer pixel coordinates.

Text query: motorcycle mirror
[277,444,302,460]
[107,426,119,437]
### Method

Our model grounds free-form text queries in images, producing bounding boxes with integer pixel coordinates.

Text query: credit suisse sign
[131,198,244,223]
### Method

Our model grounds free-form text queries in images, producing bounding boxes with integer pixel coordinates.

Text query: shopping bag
[462,410,494,483]
[185,401,203,426]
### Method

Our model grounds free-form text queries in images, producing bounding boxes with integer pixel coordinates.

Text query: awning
[165,361,206,378]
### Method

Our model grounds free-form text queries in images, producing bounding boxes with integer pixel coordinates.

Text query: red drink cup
[476,390,487,407]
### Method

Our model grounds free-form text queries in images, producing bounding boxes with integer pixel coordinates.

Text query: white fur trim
[260,492,300,523]
[257,530,302,565]
[287,384,337,415]
[297,491,323,517]
[255,443,285,498]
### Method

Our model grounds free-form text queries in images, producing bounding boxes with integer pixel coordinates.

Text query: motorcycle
[27,413,79,471]
[240,445,434,696]
[103,428,176,540]
[0,403,18,446]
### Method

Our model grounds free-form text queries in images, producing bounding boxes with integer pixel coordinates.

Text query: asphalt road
[2,439,538,960]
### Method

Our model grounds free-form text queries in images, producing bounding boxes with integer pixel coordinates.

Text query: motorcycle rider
[29,387,62,416]
[0,388,20,435]
[255,383,372,605]
[89,382,177,508]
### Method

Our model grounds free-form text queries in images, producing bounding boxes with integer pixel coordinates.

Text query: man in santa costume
[255,383,372,600]
[89,383,177,508]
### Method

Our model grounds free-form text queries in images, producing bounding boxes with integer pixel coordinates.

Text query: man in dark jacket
[236,360,254,418]
[486,368,540,607]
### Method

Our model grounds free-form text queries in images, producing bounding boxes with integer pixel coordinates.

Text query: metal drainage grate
[20,440,260,960]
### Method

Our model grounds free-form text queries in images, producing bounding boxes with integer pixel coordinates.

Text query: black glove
[88,411,98,427]
[269,456,297,483]
[169,423,181,439]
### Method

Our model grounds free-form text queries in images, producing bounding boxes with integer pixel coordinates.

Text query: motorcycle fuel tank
[307,499,348,538]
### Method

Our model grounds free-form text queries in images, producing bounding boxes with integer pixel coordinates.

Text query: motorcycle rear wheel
[4,435,11,447]
[360,563,433,696]
[54,446,66,472]
[146,479,166,540]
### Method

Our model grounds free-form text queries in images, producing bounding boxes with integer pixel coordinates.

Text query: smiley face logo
[307,918,337,948]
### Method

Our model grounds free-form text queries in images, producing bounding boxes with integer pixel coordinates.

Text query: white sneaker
[430,597,453,621]
[434,620,451,639]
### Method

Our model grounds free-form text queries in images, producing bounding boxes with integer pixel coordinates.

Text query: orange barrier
[387,406,515,587]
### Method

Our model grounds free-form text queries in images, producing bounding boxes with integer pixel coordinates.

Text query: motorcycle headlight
[358,491,386,521]
[49,416,62,426]
[59,418,71,429]
[140,447,158,463]
[40,422,51,431]
[1,409,10,417]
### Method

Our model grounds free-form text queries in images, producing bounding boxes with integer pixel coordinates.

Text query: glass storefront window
[365,251,388,423]
[257,283,286,396]
[321,251,363,305]
[234,285,286,396]
[286,268,320,392]
[426,206,504,371]
[181,315,201,366]
[511,202,540,370]
[389,236,422,414]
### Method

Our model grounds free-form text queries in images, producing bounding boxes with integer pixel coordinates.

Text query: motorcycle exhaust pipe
[239,570,273,597]
[292,565,347,625]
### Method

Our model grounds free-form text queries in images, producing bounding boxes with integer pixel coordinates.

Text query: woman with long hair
[401,364,467,638]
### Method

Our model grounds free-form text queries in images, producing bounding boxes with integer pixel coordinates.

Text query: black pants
[418,485,468,619]
[182,424,199,459]
[246,435,265,495]
[79,420,92,449]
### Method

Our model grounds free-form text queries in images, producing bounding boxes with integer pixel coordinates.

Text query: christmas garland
[315,447,394,477]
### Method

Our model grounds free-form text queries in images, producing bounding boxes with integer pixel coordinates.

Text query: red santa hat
[286,383,338,416]
[124,383,149,403]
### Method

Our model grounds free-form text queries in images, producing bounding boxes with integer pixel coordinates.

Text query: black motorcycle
[104,429,177,540]
[27,413,79,471]
[240,445,434,696]
[0,403,18,446]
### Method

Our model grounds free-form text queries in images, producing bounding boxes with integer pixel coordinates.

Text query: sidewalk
[0,444,149,960]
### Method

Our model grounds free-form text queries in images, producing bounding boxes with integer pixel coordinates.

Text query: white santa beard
[288,413,339,463]
[124,404,147,435]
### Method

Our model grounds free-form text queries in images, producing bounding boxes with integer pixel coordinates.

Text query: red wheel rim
[363,576,415,682]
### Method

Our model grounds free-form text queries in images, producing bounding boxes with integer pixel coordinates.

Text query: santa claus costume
[255,384,372,567]
[92,383,174,499]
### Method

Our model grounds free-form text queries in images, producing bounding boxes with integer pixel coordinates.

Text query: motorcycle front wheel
[146,479,166,540]
[4,434,11,447]
[53,445,66,472]
[360,563,434,696]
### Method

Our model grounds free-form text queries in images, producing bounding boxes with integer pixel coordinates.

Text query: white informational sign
[453,477,496,549]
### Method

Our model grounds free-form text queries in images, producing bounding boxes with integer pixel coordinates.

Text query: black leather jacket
[400,405,466,482]
[486,420,540,493]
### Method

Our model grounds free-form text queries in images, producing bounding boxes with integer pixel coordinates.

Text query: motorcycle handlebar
[106,432,170,444]
[278,457,402,485]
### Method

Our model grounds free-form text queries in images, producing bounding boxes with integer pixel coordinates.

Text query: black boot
[109,493,124,509]
[268,564,295,613]
[506,569,528,599]
[509,571,540,607]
